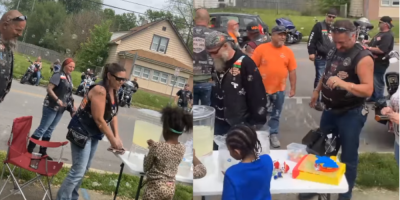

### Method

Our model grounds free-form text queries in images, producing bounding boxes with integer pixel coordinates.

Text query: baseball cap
[246,21,260,33]
[271,25,287,34]
[380,16,394,28]
[205,31,234,51]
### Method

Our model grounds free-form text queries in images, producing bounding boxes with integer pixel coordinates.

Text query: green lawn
[209,8,400,41]
[13,53,171,110]
[0,151,192,200]
[13,52,82,88]
[131,90,172,111]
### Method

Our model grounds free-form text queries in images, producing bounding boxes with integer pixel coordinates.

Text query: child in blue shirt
[222,124,274,200]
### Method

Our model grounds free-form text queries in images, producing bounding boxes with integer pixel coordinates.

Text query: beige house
[106,20,193,95]
[363,0,399,20]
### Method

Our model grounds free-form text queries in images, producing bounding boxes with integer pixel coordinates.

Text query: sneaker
[270,134,280,148]
[298,193,318,200]
[314,102,324,111]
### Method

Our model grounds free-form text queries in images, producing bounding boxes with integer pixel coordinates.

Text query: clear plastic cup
[30,152,42,169]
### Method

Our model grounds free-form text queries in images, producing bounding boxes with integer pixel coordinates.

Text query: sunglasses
[327,15,336,19]
[207,42,226,55]
[11,16,27,21]
[332,27,355,33]
[111,74,126,82]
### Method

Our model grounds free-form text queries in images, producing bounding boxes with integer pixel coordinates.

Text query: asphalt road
[0,43,398,173]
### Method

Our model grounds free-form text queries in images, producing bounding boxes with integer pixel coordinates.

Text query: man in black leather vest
[367,16,395,103]
[205,31,267,150]
[243,21,270,57]
[307,8,336,111]
[193,8,214,106]
[304,20,374,200]
[0,10,26,104]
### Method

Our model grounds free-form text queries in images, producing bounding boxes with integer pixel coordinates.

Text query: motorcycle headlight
[125,95,129,98]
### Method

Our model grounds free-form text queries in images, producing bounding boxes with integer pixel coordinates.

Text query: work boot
[27,135,40,153]
[39,137,53,160]
[270,134,281,148]
[298,193,318,200]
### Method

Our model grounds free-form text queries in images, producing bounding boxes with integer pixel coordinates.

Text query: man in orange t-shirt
[252,25,297,148]
[227,19,240,48]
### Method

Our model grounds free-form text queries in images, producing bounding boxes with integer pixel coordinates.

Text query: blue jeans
[32,106,64,139]
[314,58,326,102]
[35,71,41,86]
[395,141,399,165]
[193,82,213,106]
[56,138,99,200]
[266,91,285,135]
[320,106,368,199]
[370,65,388,102]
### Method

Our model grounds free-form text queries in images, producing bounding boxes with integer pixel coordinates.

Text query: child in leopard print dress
[143,107,193,200]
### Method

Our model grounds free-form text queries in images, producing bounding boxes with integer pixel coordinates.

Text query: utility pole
[22,0,36,43]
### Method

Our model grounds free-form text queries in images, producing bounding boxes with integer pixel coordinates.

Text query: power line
[120,0,178,14]
[86,0,192,28]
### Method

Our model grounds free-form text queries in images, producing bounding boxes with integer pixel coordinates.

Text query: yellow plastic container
[292,154,346,185]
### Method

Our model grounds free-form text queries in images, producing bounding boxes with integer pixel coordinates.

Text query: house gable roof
[109,19,192,57]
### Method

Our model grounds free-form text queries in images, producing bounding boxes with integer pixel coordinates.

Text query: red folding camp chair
[0,116,68,200]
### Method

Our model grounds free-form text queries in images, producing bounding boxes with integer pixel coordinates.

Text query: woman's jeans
[56,138,99,200]
[32,106,64,140]
[314,58,326,102]
[35,71,41,86]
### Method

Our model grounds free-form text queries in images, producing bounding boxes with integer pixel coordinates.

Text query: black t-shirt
[176,90,192,107]
[370,31,394,65]
[44,72,73,111]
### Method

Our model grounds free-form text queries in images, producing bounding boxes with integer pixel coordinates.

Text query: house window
[150,35,169,53]
[381,0,398,6]
[152,71,160,81]
[177,77,187,88]
[133,66,142,77]
[142,68,150,79]
[170,76,187,88]
[160,73,168,84]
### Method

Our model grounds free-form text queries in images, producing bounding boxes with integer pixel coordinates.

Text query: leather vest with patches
[0,41,14,103]
[321,43,372,109]
[216,55,248,125]
[44,71,73,111]
[316,21,334,57]
[193,25,214,79]
[75,81,118,135]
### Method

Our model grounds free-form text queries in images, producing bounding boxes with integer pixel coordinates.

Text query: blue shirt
[222,154,273,200]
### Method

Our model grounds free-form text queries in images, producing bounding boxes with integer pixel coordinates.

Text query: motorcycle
[20,59,39,85]
[354,17,374,44]
[374,52,399,132]
[119,81,136,107]
[76,76,96,96]
[275,18,302,44]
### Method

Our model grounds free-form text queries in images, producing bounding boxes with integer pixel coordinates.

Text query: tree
[166,0,193,49]
[75,20,113,71]
[318,0,350,13]
[21,1,67,47]
[115,13,137,31]
[58,0,103,14]
[46,10,105,56]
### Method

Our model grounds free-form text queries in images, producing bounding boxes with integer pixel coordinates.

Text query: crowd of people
[193,7,398,200]
[0,6,398,200]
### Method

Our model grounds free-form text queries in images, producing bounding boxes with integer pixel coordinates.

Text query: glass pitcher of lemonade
[193,105,215,158]
[131,109,163,155]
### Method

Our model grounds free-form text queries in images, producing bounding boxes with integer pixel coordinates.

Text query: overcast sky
[102,0,169,15]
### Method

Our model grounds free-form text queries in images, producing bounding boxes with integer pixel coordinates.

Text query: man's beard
[2,39,16,50]
[213,50,230,72]
[234,29,241,37]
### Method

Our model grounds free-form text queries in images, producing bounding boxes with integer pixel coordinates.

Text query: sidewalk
[194,188,399,200]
